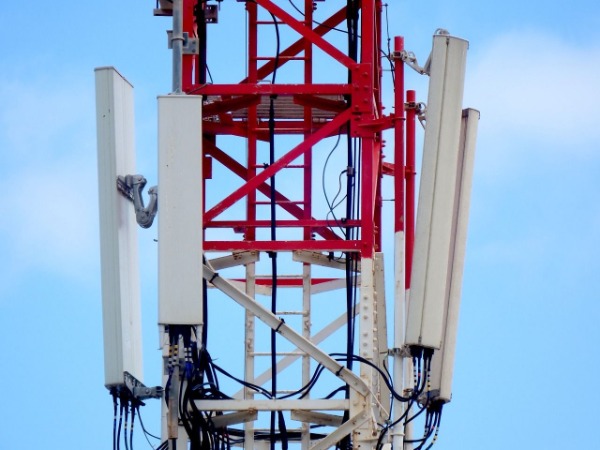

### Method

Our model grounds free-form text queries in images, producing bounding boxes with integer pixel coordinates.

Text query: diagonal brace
[255,0,357,69]
[241,5,349,83]
[203,263,369,397]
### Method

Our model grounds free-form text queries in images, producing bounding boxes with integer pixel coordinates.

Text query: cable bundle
[110,388,139,450]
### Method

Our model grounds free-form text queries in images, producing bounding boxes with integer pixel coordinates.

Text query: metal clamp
[117,175,158,229]
[167,31,199,54]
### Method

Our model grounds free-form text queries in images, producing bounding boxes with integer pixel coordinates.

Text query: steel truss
[161,1,416,448]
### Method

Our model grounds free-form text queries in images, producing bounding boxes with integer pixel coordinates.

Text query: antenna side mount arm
[117,174,158,229]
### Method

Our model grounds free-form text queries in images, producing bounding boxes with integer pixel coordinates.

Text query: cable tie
[335,366,344,377]
[209,271,219,283]
[275,318,285,333]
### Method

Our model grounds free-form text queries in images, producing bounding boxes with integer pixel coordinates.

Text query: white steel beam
[243,261,257,450]
[208,251,260,270]
[374,253,390,423]
[195,399,350,411]
[210,411,258,428]
[293,250,362,272]
[351,256,379,449]
[309,410,369,450]
[291,410,344,427]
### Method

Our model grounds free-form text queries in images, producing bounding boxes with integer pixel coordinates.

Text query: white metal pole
[391,230,406,449]
[171,0,183,94]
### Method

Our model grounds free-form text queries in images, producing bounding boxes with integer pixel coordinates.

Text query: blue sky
[1,1,599,448]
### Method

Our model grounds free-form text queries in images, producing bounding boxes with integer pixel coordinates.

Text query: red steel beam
[189,84,351,96]
[206,220,360,229]
[205,240,361,252]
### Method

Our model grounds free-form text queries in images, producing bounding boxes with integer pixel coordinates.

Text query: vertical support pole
[303,0,313,244]
[246,1,258,242]
[244,5,258,449]
[373,252,390,423]
[391,35,406,450]
[352,256,378,448]
[172,0,183,93]
[374,0,384,252]
[354,2,384,448]
[405,90,417,288]
[244,262,257,450]
[301,262,312,449]
[404,88,418,449]
[182,0,196,91]
[301,2,313,446]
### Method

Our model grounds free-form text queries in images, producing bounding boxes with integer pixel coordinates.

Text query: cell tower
[95,1,479,450]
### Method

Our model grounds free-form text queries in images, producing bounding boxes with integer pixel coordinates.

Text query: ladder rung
[253,427,306,432]
[252,164,308,169]
[252,351,305,356]
[256,20,285,25]
[256,56,308,61]
[276,310,307,316]
[255,200,306,205]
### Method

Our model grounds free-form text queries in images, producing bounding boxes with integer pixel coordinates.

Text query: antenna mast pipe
[171,0,183,94]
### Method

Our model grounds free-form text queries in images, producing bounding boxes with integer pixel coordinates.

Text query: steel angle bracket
[203,263,370,397]
[124,371,164,402]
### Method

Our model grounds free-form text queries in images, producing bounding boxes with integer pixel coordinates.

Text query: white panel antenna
[428,108,479,403]
[158,95,203,325]
[405,32,469,350]
[95,67,144,387]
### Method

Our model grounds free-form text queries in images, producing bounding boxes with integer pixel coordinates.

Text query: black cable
[423,406,443,450]
[112,389,119,450]
[117,397,124,450]
[194,1,208,85]
[202,275,209,348]
[404,402,427,426]
[322,134,347,231]
[130,402,136,450]
[279,364,326,399]
[265,9,282,450]
[338,5,359,448]
[330,353,413,403]
[375,398,417,449]
[136,404,161,441]
[124,396,130,450]
[382,3,395,86]
[407,408,440,450]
